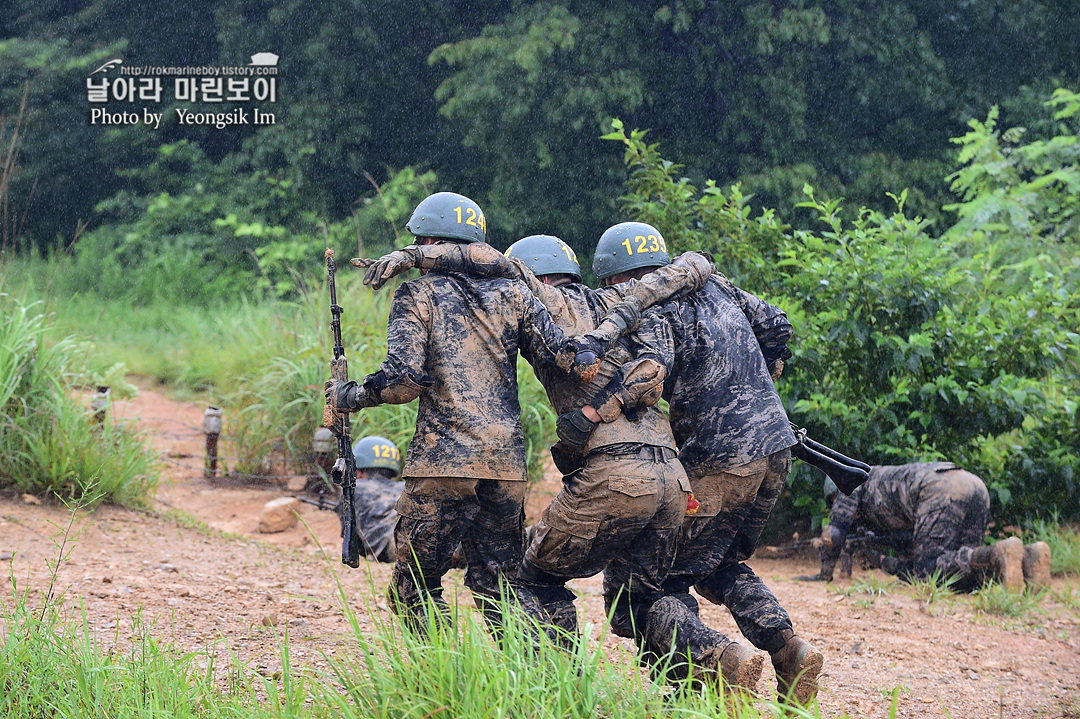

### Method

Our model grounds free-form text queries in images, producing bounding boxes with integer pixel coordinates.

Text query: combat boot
[1022,541,1052,591]
[718,641,766,690]
[643,596,765,692]
[971,537,1024,592]
[770,629,824,704]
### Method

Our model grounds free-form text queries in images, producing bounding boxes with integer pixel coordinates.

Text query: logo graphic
[249,53,279,67]
[90,59,123,75]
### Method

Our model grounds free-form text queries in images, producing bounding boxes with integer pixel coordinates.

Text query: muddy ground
[1,387,1078,718]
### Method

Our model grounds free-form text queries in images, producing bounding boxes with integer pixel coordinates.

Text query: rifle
[324,248,363,567]
[789,422,871,496]
[297,492,341,513]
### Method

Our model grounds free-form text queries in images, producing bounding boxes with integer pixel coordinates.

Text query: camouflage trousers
[646,449,794,654]
[391,477,526,630]
[520,446,689,638]
[891,469,990,588]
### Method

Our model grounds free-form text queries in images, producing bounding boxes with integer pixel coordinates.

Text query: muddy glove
[324,379,379,413]
[555,334,607,381]
[353,247,423,290]
[556,300,641,380]
[555,409,599,448]
[769,358,785,381]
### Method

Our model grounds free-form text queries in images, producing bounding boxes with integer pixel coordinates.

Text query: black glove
[556,334,606,380]
[555,409,599,448]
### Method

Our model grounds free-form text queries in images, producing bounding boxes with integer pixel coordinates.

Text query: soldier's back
[661,275,794,476]
[398,272,530,481]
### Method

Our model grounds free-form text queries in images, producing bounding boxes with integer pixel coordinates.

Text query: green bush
[604,92,1080,526]
[0,297,157,506]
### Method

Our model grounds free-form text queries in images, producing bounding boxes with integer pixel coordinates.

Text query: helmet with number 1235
[592,221,669,279]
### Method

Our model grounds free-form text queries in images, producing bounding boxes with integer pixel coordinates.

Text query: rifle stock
[789,422,870,496]
[325,248,363,568]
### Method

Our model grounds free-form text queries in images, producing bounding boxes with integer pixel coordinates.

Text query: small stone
[177,588,191,597]
[167,598,180,607]
[224,586,238,594]
[21,494,41,505]
[102,576,112,583]
[265,591,276,602]
[968,670,979,681]
[286,476,308,492]
[159,563,178,573]
[0,551,13,562]
[258,497,300,533]
[921,697,934,704]
[262,612,279,627]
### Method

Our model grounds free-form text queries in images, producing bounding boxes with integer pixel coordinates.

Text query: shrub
[0,297,157,506]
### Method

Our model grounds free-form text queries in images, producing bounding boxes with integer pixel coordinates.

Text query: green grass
[0,296,158,506]
[1025,519,1080,576]
[0,509,813,719]
[906,569,959,616]
[970,582,1045,618]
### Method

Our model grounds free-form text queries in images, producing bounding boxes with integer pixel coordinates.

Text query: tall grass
[5,258,558,482]
[0,296,157,505]
[1025,518,1080,576]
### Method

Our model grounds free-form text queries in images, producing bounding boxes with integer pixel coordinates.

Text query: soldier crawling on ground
[346,435,404,564]
[804,463,1051,593]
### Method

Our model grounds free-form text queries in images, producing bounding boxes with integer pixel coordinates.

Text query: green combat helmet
[352,436,401,476]
[406,192,487,244]
[592,221,670,280]
[506,234,581,281]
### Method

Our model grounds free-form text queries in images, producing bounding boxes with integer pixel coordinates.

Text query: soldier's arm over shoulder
[516,283,575,372]
[413,241,521,279]
[588,312,673,422]
[596,250,714,311]
[363,282,435,405]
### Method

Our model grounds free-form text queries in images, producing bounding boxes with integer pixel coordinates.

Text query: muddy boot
[972,537,1024,592]
[718,641,766,690]
[643,596,764,692]
[770,629,824,704]
[1022,542,1052,591]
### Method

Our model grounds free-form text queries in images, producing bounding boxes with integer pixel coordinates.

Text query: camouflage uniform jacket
[828,462,964,538]
[358,273,577,481]
[403,243,713,455]
[659,274,796,479]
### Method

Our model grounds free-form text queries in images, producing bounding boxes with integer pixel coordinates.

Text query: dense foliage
[605,92,1080,525]
[3,1,1080,274]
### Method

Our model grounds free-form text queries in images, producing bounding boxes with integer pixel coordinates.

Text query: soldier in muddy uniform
[326,192,594,632]
[361,231,713,641]
[812,463,1051,592]
[349,436,404,564]
[585,223,822,701]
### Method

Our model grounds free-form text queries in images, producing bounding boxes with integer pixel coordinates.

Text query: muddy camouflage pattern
[521,447,689,631]
[622,448,796,653]
[391,477,527,628]
[358,273,578,481]
[393,241,711,631]
[353,475,404,562]
[397,241,710,455]
[823,463,990,583]
[658,274,796,478]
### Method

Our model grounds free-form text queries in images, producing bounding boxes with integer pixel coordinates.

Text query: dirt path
[2,387,1078,717]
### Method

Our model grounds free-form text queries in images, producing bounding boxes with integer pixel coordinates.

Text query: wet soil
[1,386,1078,718]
